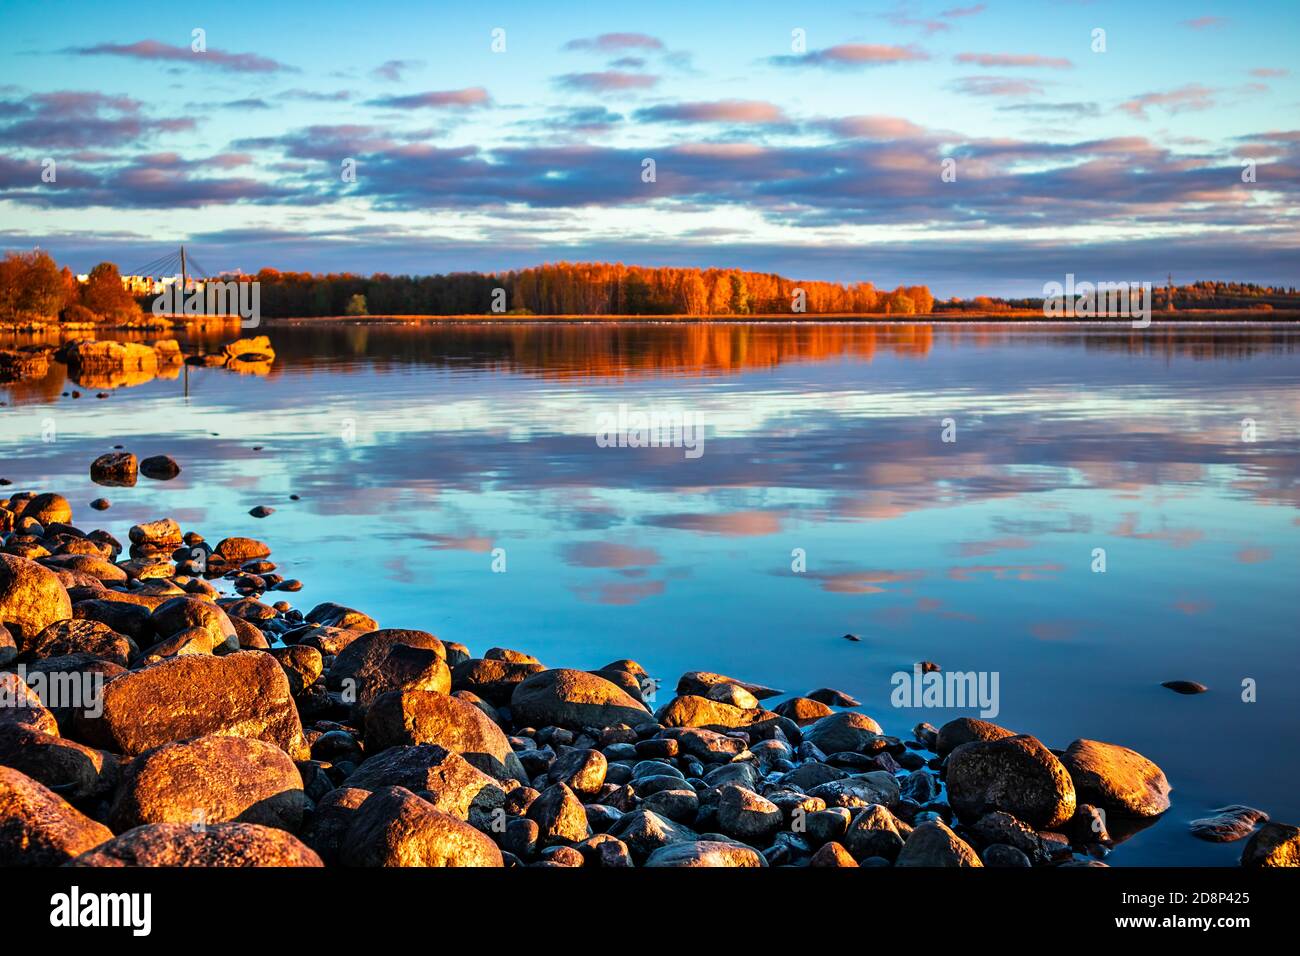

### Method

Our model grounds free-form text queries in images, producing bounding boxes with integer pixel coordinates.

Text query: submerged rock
[1189,806,1269,843]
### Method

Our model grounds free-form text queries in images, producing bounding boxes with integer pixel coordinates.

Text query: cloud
[366,87,490,109]
[818,115,928,139]
[634,100,788,125]
[555,71,659,92]
[642,510,785,536]
[0,90,196,148]
[371,59,424,82]
[1249,67,1289,78]
[941,4,987,17]
[560,541,659,568]
[955,53,1073,69]
[563,33,664,53]
[805,568,924,594]
[67,39,292,73]
[951,76,1046,97]
[999,101,1100,118]
[1118,84,1218,119]
[1182,16,1228,30]
[770,44,929,69]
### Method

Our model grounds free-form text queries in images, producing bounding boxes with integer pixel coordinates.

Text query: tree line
[0,251,140,324]
[247,262,937,317]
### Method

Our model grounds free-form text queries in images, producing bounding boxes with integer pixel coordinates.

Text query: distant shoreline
[266,308,1300,325]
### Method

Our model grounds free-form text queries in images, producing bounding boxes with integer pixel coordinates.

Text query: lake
[3,320,1298,865]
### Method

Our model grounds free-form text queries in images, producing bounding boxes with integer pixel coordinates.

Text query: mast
[181,245,188,294]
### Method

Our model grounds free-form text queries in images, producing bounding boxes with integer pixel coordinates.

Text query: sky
[0,0,1297,296]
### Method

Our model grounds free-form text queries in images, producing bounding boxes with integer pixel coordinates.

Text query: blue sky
[1,0,1297,295]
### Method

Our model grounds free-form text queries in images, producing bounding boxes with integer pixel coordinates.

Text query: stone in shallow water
[675,670,783,700]
[1060,738,1170,818]
[1161,680,1208,695]
[1240,822,1300,867]
[1189,805,1269,842]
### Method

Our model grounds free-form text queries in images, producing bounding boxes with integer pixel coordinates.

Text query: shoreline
[4,309,1300,335]
[2,478,1295,868]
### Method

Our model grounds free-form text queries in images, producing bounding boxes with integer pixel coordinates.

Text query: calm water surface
[3,321,1298,865]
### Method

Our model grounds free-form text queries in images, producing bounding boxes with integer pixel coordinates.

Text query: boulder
[655,695,793,741]
[69,822,322,867]
[1190,806,1269,843]
[151,597,238,653]
[843,803,908,861]
[804,711,885,753]
[774,697,835,725]
[810,841,859,867]
[1240,822,1300,867]
[896,819,983,867]
[807,771,900,810]
[546,748,607,796]
[717,784,783,842]
[936,717,1016,758]
[108,734,306,832]
[527,783,592,846]
[0,728,118,800]
[645,840,767,867]
[75,651,310,759]
[1060,738,1171,818]
[20,493,72,526]
[346,744,507,825]
[364,689,526,782]
[675,671,783,699]
[139,455,180,480]
[19,619,132,666]
[0,766,113,865]
[449,658,545,706]
[0,670,61,735]
[90,452,138,487]
[303,601,375,632]
[608,809,697,861]
[946,735,1076,830]
[339,786,503,867]
[0,553,73,643]
[511,668,649,729]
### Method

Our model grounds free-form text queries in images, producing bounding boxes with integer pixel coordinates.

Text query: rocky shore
[0,335,275,389]
[1,485,1296,868]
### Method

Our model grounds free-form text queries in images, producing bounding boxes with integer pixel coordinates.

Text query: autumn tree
[0,250,68,321]
[79,262,141,322]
